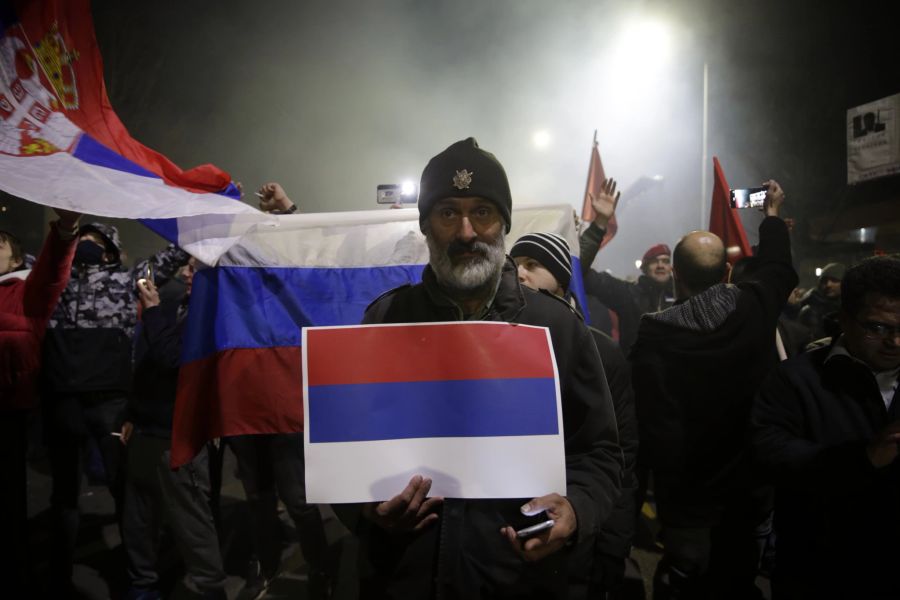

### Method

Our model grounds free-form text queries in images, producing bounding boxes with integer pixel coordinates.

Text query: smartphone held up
[729,186,767,209]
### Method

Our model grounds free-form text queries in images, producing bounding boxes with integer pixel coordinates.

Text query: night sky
[3,0,898,284]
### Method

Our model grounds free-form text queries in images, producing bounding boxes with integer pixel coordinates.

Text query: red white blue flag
[170,204,584,468]
[0,0,258,265]
[302,322,566,502]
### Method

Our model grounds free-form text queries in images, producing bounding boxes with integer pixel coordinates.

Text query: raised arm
[579,178,620,275]
[23,208,81,321]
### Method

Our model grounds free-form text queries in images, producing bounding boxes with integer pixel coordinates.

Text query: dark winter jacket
[0,223,76,410]
[359,257,623,599]
[580,223,675,354]
[125,297,188,438]
[567,327,637,592]
[630,217,797,487]
[751,345,900,599]
[588,328,636,558]
[41,222,187,394]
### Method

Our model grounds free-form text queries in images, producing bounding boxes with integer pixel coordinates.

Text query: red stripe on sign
[170,347,303,468]
[305,322,554,386]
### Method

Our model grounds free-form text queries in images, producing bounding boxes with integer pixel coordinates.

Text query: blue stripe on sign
[72,134,159,178]
[181,264,425,363]
[308,378,559,443]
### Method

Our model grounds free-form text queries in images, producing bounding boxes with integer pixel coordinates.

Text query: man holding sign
[352,138,622,598]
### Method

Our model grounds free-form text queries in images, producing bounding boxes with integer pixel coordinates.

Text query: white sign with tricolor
[302,322,566,503]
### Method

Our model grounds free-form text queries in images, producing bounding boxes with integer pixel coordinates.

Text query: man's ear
[724,262,733,283]
[10,256,23,271]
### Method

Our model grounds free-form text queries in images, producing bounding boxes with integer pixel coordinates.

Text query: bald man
[630,181,797,599]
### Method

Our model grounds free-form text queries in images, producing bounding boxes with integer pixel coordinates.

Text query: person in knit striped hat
[511,231,639,599]
[510,232,573,298]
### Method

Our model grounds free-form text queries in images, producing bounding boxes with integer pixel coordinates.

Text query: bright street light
[532,129,552,150]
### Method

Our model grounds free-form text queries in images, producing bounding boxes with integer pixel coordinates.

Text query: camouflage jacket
[42,222,188,394]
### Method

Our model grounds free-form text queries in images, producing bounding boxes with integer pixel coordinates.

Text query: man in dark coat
[118,259,227,600]
[752,255,900,599]
[358,138,623,599]
[579,178,676,355]
[630,180,797,599]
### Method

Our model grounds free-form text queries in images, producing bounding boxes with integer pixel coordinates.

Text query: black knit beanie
[510,232,572,292]
[418,137,512,233]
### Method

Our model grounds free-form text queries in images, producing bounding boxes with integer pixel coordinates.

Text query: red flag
[709,157,752,263]
[580,137,617,248]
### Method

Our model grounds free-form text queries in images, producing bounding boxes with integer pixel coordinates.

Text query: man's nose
[517,265,527,283]
[457,216,477,242]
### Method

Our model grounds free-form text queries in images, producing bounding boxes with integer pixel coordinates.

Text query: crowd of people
[0,137,898,600]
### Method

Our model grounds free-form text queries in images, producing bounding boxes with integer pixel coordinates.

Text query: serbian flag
[0,0,260,266]
[709,157,752,263]
[302,322,566,503]
[170,204,589,467]
[580,133,617,249]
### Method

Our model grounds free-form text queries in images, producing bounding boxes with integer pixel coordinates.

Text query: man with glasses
[752,255,900,599]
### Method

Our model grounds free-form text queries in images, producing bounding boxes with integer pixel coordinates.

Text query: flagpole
[700,62,709,229]
[580,130,598,229]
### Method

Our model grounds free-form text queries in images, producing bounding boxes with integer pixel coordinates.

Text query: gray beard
[426,234,506,294]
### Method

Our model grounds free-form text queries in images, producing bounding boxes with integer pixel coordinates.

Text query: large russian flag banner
[302,322,566,503]
[170,204,586,467]
[0,0,262,265]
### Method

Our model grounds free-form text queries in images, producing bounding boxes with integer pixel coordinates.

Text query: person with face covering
[38,221,189,595]
[0,207,81,596]
[358,138,622,599]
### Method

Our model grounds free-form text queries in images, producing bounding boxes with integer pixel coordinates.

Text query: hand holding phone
[137,277,160,310]
[501,493,577,562]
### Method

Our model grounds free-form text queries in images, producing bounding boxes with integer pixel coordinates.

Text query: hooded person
[40,221,190,594]
[356,137,623,599]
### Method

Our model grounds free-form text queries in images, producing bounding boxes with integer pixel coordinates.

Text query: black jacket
[580,223,675,355]
[630,217,797,486]
[588,329,636,558]
[567,327,637,595]
[359,258,623,599]
[41,238,187,394]
[751,346,900,598]
[125,298,187,438]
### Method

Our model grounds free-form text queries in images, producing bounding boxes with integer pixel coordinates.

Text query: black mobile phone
[729,186,767,209]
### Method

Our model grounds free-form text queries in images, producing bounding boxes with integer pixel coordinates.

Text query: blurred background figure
[0,208,81,597]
